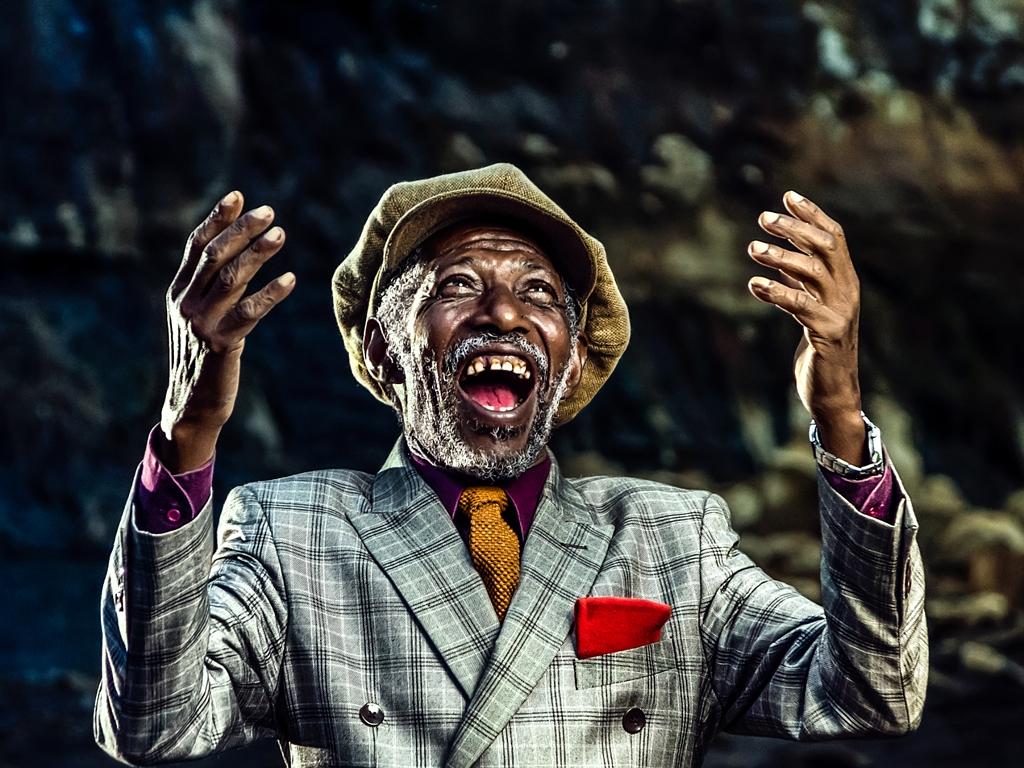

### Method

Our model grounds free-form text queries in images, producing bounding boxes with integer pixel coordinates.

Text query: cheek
[414,305,459,356]
[537,317,573,359]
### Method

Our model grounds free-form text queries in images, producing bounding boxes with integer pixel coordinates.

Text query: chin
[399,339,572,481]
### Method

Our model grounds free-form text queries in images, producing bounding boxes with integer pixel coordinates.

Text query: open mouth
[457,353,537,413]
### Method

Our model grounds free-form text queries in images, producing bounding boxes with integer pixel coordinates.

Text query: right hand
[158,191,296,472]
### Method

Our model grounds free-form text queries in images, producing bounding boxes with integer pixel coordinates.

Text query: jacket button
[165,508,182,524]
[622,706,646,733]
[359,702,385,727]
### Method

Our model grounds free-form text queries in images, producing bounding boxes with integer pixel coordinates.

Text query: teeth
[480,403,517,412]
[463,354,532,380]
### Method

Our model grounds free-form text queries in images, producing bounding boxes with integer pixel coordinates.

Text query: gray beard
[396,333,573,482]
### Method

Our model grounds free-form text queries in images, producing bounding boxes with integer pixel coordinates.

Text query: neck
[404,433,549,481]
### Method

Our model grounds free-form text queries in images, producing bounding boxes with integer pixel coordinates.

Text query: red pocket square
[574,597,672,659]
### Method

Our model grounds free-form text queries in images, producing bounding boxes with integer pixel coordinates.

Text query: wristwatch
[809,412,884,479]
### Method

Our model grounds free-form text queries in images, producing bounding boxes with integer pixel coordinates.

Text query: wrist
[812,406,864,435]
[158,419,221,473]
[812,409,868,466]
[810,411,886,478]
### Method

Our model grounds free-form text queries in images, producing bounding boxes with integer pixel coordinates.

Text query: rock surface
[3,0,1024,765]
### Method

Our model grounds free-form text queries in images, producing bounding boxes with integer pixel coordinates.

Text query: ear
[561,330,589,401]
[363,317,405,387]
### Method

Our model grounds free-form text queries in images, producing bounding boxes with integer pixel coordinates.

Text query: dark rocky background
[3,0,1024,765]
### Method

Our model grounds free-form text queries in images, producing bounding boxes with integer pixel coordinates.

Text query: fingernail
[750,240,770,254]
[750,277,772,291]
[254,205,273,219]
[761,211,780,224]
[266,226,283,242]
[222,191,239,206]
[787,190,805,203]
[279,272,295,287]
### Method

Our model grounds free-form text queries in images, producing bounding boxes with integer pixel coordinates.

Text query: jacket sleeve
[94,466,288,765]
[699,464,927,740]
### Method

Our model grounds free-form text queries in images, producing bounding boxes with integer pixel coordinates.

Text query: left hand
[746,190,867,465]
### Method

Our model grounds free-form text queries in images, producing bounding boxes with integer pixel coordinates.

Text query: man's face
[386,223,586,480]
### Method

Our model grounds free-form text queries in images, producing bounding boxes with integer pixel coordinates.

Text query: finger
[748,240,832,299]
[775,270,804,292]
[217,272,297,341]
[182,205,277,307]
[782,190,845,242]
[170,191,244,298]
[200,226,287,319]
[758,211,841,268]
[748,276,824,327]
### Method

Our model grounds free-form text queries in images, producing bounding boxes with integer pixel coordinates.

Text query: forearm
[810,468,927,734]
[95,479,286,764]
[702,474,927,740]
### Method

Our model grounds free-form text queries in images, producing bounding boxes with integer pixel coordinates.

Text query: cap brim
[376,188,597,315]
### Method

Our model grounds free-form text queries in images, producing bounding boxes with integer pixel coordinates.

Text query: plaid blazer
[95,438,927,767]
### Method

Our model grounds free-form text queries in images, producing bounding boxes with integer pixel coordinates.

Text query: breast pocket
[573,635,678,689]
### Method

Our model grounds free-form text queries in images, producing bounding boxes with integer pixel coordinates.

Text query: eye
[521,281,558,307]
[436,275,478,298]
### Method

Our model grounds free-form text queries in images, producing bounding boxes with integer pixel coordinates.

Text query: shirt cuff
[135,425,214,533]
[822,460,896,522]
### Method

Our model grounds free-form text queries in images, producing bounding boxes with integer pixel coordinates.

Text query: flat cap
[332,162,629,424]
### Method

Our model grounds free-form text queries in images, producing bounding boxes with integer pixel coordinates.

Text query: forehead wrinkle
[432,253,554,275]
[434,236,547,262]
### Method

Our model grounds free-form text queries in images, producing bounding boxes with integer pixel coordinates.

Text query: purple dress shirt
[137,426,216,534]
[408,449,550,541]
[135,427,896,535]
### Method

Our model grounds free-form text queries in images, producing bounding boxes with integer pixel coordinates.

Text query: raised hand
[746,191,867,466]
[159,191,296,472]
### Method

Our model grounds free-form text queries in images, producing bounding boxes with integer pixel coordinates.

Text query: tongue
[464,382,519,410]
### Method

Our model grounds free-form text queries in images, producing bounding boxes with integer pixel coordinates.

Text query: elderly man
[94,164,926,767]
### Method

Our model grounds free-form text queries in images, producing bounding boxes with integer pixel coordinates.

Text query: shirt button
[622,706,646,733]
[867,505,880,517]
[359,702,385,727]
[165,508,182,524]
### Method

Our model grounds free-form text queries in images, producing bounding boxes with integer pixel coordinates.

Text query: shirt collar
[407,447,551,539]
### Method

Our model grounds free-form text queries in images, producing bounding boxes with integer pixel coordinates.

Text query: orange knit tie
[458,487,520,621]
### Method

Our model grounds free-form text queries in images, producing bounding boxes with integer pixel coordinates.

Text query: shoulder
[563,473,714,524]
[233,468,375,523]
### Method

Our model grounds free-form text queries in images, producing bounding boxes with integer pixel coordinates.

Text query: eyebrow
[437,256,476,269]
[515,258,552,273]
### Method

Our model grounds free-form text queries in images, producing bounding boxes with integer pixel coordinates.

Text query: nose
[472,284,529,336]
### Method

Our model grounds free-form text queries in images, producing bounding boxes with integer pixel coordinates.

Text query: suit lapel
[349,439,500,700]
[446,454,614,768]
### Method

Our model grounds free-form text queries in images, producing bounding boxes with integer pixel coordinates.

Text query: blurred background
[3,0,1024,765]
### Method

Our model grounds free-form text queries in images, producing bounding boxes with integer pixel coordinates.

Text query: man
[94,164,926,767]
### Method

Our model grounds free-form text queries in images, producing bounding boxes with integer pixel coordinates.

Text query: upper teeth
[463,354,531,379]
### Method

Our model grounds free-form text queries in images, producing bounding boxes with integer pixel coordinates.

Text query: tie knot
[458,486,510,518]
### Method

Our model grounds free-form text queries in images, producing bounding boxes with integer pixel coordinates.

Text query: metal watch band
[808,412,884,479]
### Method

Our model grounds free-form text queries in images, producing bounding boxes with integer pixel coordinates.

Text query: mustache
[442,333,550,387]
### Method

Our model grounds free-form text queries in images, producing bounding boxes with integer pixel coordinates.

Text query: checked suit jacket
[95,438,927,767]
